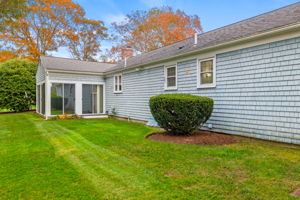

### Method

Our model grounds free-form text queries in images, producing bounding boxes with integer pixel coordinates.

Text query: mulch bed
[147,130,240,145]
[291,189,300,197]
[0,110,36,114]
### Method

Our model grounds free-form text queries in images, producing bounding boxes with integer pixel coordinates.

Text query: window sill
[197,84,216,89]
[114,91,123,94]
[164,87,177,91]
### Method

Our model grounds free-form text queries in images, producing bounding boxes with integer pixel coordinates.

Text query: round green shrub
[0,59,37,112]
[149,94,214,135]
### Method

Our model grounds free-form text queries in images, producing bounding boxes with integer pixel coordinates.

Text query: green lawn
[0,113,299,200]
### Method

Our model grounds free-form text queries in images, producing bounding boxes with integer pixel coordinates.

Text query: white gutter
[47,69,105,76]
[104,22,300,75]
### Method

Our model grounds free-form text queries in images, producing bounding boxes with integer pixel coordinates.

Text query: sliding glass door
[82,84,104,114]
[51,83,75,115]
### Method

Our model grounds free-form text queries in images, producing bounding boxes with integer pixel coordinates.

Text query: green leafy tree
[0,59,37,112]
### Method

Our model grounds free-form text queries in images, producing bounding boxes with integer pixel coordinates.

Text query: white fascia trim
[164,63,178,90]
[197,56,217,89]
[47,70,104,76]
[48,80,105,85]
[105,23,300,75]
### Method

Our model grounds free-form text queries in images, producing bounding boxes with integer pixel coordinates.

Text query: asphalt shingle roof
[40,56,116,73]
[40,2,300,74]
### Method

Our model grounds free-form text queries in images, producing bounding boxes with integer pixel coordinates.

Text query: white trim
[113,74,123,93]
[47,70,104,76]
[81,115,108,119]
[164,64,178,90]
[197,56,216,89]
[49,80,105,85]
[45,74,51,119]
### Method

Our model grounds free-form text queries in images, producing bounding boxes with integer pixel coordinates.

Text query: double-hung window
[114,74,122,93]
[198,58,216,88]
[165,64,177,90]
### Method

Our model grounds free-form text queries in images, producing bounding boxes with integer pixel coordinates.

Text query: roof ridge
[123,2,300,63]
[197,1,300,37]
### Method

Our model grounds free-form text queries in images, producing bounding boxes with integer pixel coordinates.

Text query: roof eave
[46,69,105,76]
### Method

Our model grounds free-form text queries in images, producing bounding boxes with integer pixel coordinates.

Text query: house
[36,3,300,145]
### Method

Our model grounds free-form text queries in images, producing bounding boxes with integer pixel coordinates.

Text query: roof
[40,56,116,73]
[108,2,300,72]
[40,2,300,74]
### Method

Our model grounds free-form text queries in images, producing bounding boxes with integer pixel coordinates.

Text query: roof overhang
[46,69,105,76]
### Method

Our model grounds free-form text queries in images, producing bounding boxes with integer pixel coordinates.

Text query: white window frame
[114,74,123,93]
[50,82,76,116]
[197,57,216,88]
[164,64,177,90]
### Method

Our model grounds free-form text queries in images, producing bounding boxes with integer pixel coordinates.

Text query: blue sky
[52,0,299,58]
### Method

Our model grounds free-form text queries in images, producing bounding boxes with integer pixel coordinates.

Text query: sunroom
[36,56,116,119]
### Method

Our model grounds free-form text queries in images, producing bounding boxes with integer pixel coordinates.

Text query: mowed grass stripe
[0,114,104,199]
[36,120,165,199]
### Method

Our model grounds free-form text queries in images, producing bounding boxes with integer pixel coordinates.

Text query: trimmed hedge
[149,94,214,135]
[0,59,37,112]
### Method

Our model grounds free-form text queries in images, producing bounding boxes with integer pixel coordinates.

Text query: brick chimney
[121,46,133,60]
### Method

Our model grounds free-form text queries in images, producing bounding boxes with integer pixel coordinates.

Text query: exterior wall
[48,72,105,83]
[47,72,105,117]
[36,63,45,84]
[105,37,300,145]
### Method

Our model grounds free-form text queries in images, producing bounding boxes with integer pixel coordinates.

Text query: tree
[1,0,107,61]
[66,19,108,61]
[0,0,27,31]
[0,59,37,112]
[107,6,203,61]
[0,50,16,63]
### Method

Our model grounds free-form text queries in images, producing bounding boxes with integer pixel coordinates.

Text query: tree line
[0,0,203,63]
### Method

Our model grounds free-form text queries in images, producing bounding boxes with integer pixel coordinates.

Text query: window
[165,65,177,90]
[114,74,122,93]
[198,58,216,88]
[51,83,75,115]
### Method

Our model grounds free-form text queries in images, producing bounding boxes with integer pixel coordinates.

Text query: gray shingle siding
[48,73,105,83]
[36,63,45,83]
[106,37,300,145]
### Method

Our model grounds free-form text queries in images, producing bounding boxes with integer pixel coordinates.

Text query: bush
[149,94,214,135]
[0,59,37,112]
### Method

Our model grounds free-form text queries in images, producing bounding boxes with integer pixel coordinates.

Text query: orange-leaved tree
[0,50,16,63]
[1,0,107,61]
[106,6,203,61]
